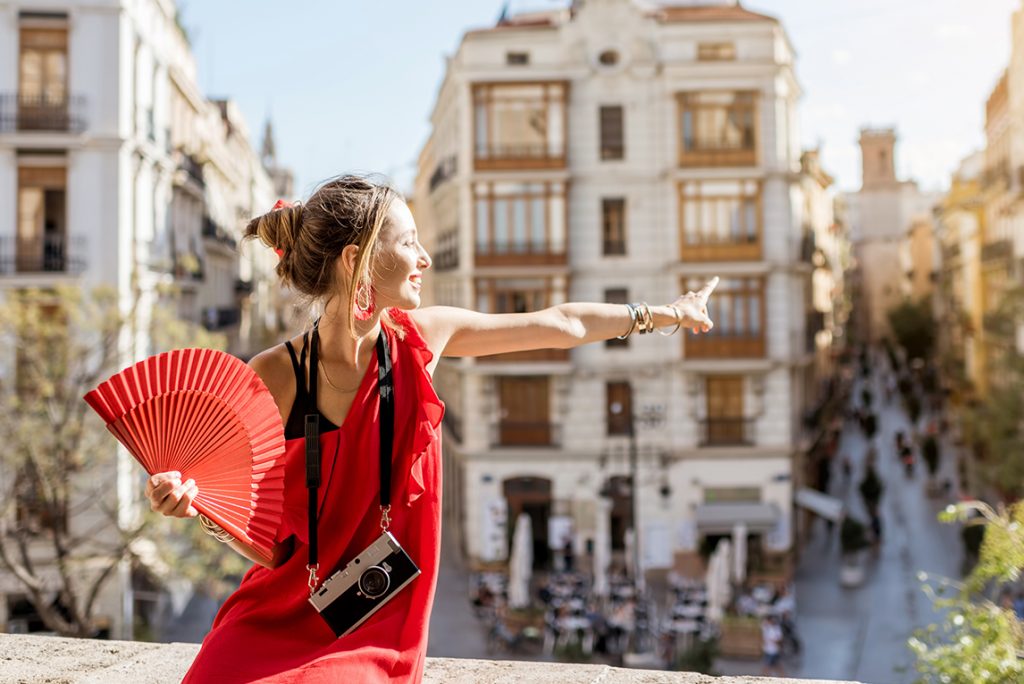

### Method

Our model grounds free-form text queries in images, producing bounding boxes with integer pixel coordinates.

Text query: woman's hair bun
[244,203,303,271]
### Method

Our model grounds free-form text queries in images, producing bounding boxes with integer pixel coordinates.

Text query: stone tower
[859,127,898,189]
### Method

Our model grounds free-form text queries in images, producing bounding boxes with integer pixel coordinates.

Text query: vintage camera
[308,531,421,637]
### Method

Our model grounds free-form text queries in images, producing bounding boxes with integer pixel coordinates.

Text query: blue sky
[179,0,1016,196]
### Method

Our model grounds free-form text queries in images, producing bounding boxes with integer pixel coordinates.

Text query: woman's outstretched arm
[411,277,718,358]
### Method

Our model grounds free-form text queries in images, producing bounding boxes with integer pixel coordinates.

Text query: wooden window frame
[475,277,570,362]
[602,197,627,256]
[599,105,624,160]
[704,375,750,446]
[497,377,555,446]
[472,81,568,170]
[676,91,758,167]
[683,277,765,358]
[473,181,568,266]
[678,180,762,261]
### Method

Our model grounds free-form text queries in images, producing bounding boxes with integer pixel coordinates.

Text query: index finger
[697,276,719,302]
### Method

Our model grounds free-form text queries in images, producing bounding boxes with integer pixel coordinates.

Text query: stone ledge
[0,633,858,683]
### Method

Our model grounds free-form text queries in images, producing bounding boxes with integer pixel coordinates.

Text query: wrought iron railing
[0,93,86,133]
[0,234,85,275]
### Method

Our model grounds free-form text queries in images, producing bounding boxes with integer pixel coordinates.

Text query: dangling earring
[354,280,375,321]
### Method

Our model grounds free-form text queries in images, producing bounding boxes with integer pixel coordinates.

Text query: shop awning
[794,487,844,522]
[695,503,780,534]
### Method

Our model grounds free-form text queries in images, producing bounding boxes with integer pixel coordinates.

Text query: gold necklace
[318,359,361,393]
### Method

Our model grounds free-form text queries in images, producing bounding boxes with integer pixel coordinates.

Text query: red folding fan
[84,348,287,563]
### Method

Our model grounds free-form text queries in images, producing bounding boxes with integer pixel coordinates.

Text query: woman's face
[370,201,431,310]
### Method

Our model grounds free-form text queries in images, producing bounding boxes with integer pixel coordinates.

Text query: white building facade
[414,0,821,582]
[0,0,284,638]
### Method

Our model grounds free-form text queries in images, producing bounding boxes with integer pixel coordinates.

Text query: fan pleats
[85,349,287,563]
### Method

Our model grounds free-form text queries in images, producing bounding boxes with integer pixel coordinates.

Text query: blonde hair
[244,174,404,336]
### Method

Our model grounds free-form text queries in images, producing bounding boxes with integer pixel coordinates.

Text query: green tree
[0,285,225,637]
[888,297,937,362]
[910,501,1024,683]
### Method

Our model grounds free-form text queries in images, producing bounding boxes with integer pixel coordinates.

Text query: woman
[146,175,716,683]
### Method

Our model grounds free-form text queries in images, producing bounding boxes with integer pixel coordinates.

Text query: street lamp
[609,395,665,594]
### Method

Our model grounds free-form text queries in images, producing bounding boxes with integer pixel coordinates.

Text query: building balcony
[179,153,205,188]
[474,144,565,171]
[981,239,1011,263]
[491,420,561,448]
[429,155,457,193]
[474,242,567,267]
[678,143,756,168]
[680,236,761,262]
[0,234,85,275]
[478,348,570,363]
[202,217,237,249]
[698,417,756,446]
[0,93,86,133]
[685,332,765,359]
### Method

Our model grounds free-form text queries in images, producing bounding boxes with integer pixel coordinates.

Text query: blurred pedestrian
[760,614,785,676]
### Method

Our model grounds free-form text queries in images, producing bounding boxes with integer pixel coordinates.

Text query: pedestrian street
[788,352,964,683]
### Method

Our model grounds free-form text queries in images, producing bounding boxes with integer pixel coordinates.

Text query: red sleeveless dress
[183,310,444,683]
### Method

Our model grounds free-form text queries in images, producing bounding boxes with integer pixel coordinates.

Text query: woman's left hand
[672,276,718,334]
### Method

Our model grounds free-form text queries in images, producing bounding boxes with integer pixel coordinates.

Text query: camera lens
[359,566,391,598]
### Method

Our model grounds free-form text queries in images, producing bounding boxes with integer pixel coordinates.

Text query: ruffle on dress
[386,309,445,507]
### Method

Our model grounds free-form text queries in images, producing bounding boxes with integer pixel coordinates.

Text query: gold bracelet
[658,305,683,336]
[616,303,638,340]
[198,514,235,543]
[636,302,655,334]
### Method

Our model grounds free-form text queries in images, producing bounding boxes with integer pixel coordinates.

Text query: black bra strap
[284,340,304,394]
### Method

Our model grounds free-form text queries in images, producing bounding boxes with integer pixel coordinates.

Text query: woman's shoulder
[248,338,302,409]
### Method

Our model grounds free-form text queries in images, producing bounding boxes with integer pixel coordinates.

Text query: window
[17,166,67,273]
[18,22,69,131]
[678,180,761,257]
[678,91,757,166]
[602,198,627,256]
[473,83,566,168]
[476,277,561,314]
[598,50,619,66]
[704,376,747,445]
[606,381,633,436]
[605,288,629,348]
[599,105,624,160]
[506,52,529,65]
[686,277,762,338]
[697,42,736,61]
[498,377,552,446]
[473,181,566,263]
[683,277,765,358]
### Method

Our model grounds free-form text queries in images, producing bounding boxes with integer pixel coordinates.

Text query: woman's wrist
[650,304,682,329]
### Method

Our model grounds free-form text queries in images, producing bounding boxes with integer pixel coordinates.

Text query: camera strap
[305,322,394,596]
